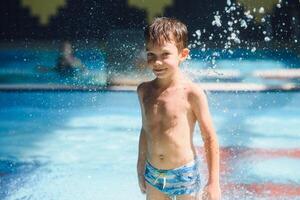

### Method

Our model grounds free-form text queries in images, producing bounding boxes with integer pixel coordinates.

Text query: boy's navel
[159,154,164,160]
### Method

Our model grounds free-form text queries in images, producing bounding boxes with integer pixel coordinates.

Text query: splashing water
[187,0,286,81]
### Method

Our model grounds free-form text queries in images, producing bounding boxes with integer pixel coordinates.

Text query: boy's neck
[154,71,184,89]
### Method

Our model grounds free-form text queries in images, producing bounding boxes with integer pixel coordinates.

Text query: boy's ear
[180,48,190,61]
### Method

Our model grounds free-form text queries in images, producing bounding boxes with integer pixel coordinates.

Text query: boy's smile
[146,41,189,79]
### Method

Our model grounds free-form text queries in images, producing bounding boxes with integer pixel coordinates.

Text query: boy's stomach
[147,139,198,170]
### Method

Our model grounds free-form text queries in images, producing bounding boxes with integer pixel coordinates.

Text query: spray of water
[186,0,286,83]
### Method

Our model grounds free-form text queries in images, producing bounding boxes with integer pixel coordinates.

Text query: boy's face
[146,41,189,79]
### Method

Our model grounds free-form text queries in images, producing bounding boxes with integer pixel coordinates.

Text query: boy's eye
[147,53,156,60]
[162,52,170,57]
[147,53,154,57]
[146,53,156,62]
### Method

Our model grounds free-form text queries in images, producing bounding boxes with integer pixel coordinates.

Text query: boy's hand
[138,175,146,194]
[201,183,221,200]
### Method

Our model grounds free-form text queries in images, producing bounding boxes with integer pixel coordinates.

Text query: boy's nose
[154,59,163,66]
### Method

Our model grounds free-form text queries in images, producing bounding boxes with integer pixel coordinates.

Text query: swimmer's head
[144,17,188,51]
[60,41,73,56]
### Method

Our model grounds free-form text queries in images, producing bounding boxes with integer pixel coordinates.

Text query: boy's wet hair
[144,17,188,50]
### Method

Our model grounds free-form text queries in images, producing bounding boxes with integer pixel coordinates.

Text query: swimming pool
[0,91,299,200]
[1,47,300,86]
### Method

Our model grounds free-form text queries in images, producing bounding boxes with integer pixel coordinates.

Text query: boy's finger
[140,187,146,194]
[139,183,146,194]
[201,191,208,200]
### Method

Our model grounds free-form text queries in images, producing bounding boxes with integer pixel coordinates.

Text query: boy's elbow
[201,128,218,144]
[203,134,216,144]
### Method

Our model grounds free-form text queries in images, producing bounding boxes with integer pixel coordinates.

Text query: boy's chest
[142,90,189,119]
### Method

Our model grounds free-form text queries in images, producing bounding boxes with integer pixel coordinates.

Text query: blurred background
[1,1,300,200]
[1,0,300,89]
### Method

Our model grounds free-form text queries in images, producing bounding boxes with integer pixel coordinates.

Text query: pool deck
[253,69,300,79]
[0,82,300,92]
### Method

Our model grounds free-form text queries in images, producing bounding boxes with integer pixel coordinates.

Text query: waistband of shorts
[145,157,200,173]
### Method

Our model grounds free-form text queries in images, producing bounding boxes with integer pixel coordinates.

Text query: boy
[137,17,221,200]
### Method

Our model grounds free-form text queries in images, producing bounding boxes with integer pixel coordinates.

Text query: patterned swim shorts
[144,158,201,199]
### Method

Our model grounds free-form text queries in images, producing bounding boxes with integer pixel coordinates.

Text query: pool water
[0,91,300,200]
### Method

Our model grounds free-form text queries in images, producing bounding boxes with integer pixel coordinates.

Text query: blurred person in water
[54,41,87,75]
[37,41,87,76]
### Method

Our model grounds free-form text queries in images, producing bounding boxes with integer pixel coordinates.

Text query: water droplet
[240,20,247,29]
[264,37,271,42]
[230,6,236,11]
[244,10,254,19]
[195,30,201,38]
[212,15,222,27]
[259,7,265,14]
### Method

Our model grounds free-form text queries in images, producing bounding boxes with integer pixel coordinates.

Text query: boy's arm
[137,127,147,180]
[190,85,220,196]
[137,83,147,193]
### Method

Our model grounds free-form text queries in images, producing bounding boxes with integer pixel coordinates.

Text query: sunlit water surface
[0,91,300,200]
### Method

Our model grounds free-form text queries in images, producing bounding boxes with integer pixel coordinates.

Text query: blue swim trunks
[144,158,201,198]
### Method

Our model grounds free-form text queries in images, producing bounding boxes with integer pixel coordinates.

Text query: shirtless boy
[137,17,221,200]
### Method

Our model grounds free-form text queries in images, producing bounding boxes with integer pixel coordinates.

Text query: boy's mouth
[153,68,167,73]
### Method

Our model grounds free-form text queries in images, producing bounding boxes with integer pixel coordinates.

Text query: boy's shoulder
[137,81,152,97]
[186,82,207,102]
[185,81,205,94]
